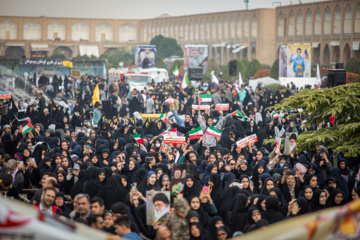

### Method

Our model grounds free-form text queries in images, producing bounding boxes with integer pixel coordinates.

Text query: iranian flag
[22,121,34,134]
[160,128,177,136]
[159,113,167,123]
[199,94,212,105]
[272,112,279,119]
[180,71,190,90]
[163,98,174,105]
[131,134,145,144]
[188,126,203,140]
[205,125,221,138]
[15,115,31,122]
[231,110,246,121]
[172,65,179,79]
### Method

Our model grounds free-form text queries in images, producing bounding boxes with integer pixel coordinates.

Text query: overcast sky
[0,0,326,19]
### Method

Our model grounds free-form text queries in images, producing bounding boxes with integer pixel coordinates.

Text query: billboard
[279,45,287,78]
[279,44,311,78]
[184,45,208,72]
[287,44,311,78]
[135,45,156,68]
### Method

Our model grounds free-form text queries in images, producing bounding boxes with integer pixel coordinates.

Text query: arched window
[324,7,331,36]
[278,12,284,38]
[356,4,360,34]
[344,4,352,35]
[205,18,210,40]
[223,17,228,40]
[333,5,342,36]
[296,10,303,38]
[24,20,42,40]
[47,21,66,40]
[314,8,322,36]
[237,15,242,40]
[0,19,17,40]
[251,14,257,39]
[305,9,312,37]
[119,23,136,42]
[95,22,113,42]
[230,16,235,40]
[243,15,249,40]
[217,17,222,40]
[211,17,216,40]
[288,10,294,38]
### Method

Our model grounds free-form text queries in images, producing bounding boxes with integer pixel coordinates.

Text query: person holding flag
[197,105,223,152]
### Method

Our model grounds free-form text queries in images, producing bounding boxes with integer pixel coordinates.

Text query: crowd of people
[0,72,359,240]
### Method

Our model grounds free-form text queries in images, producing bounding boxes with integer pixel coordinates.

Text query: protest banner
[214,104,229,111]
[236,134,258,148]
[0,91,11,99]
[163,136,186,144]
[75,127,91,137]
[192,105,210,110]
[170,165,188,197]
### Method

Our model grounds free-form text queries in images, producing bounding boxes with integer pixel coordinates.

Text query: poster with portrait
[171,164,188,197]
[146,191,170,225]
[279,45,287,78]
[284,132,298,154]
[184,45,208,72]
[75,127,91,137]
[286,44,311,78]
[18,99,27,112]
[135,45,157,68]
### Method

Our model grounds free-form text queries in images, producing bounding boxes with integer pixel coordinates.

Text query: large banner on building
[279,45,287,78]
[286,44,311,78]
[135,45,156,68]
[184,45,208,72]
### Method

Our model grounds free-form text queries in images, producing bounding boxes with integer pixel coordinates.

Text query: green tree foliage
[202,73,211,82]
[244,59,261,80]
[100,48,135,69]
[271,83,360,157]
[221,59,246,82]
[149,35,183,59]
[169,60,184,73]
[346,58,360,75]
[242,59,250,69]
[156,56,167,69]
[207,59,220,73]
[269,58,279,79]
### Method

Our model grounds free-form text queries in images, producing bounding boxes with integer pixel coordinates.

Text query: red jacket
[33,204,62,216]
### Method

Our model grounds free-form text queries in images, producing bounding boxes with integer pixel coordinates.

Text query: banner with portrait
[146,191,170,226]
[135,45,156,68]
[286,44,311,78]
[284,132,298,154]
[170,164,188,197]
[184,45,208,72]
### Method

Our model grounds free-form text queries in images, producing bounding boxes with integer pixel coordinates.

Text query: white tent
[249,77,279,90]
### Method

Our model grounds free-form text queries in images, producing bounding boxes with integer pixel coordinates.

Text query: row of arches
[278,3,360,39]
[0,20,137,42]
[143,14,257,43]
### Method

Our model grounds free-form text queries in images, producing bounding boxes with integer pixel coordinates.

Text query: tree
[202,73,211,82]
[150,35,183,59]
[272,83,360,157]
[269,58,279,79]
[169,60,184,75]
[207,59,220,73]
[244,59,261,80]
[156,56,167,69]
[346,58,360,75]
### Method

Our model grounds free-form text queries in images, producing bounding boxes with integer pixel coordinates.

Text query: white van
[141,68,169,83]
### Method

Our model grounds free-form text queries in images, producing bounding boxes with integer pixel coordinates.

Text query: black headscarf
[70,169,87,199]
[326,188,346,207]
[96,175,129,210]
[203,216,224,240]
[225,193,248,234]
[311,189,327,212]
[183,174,202,202]
[209,174,223,211]
[83,167,102,198]
[261,196,283,224]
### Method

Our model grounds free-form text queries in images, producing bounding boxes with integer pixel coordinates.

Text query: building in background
[0,0,359,67]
